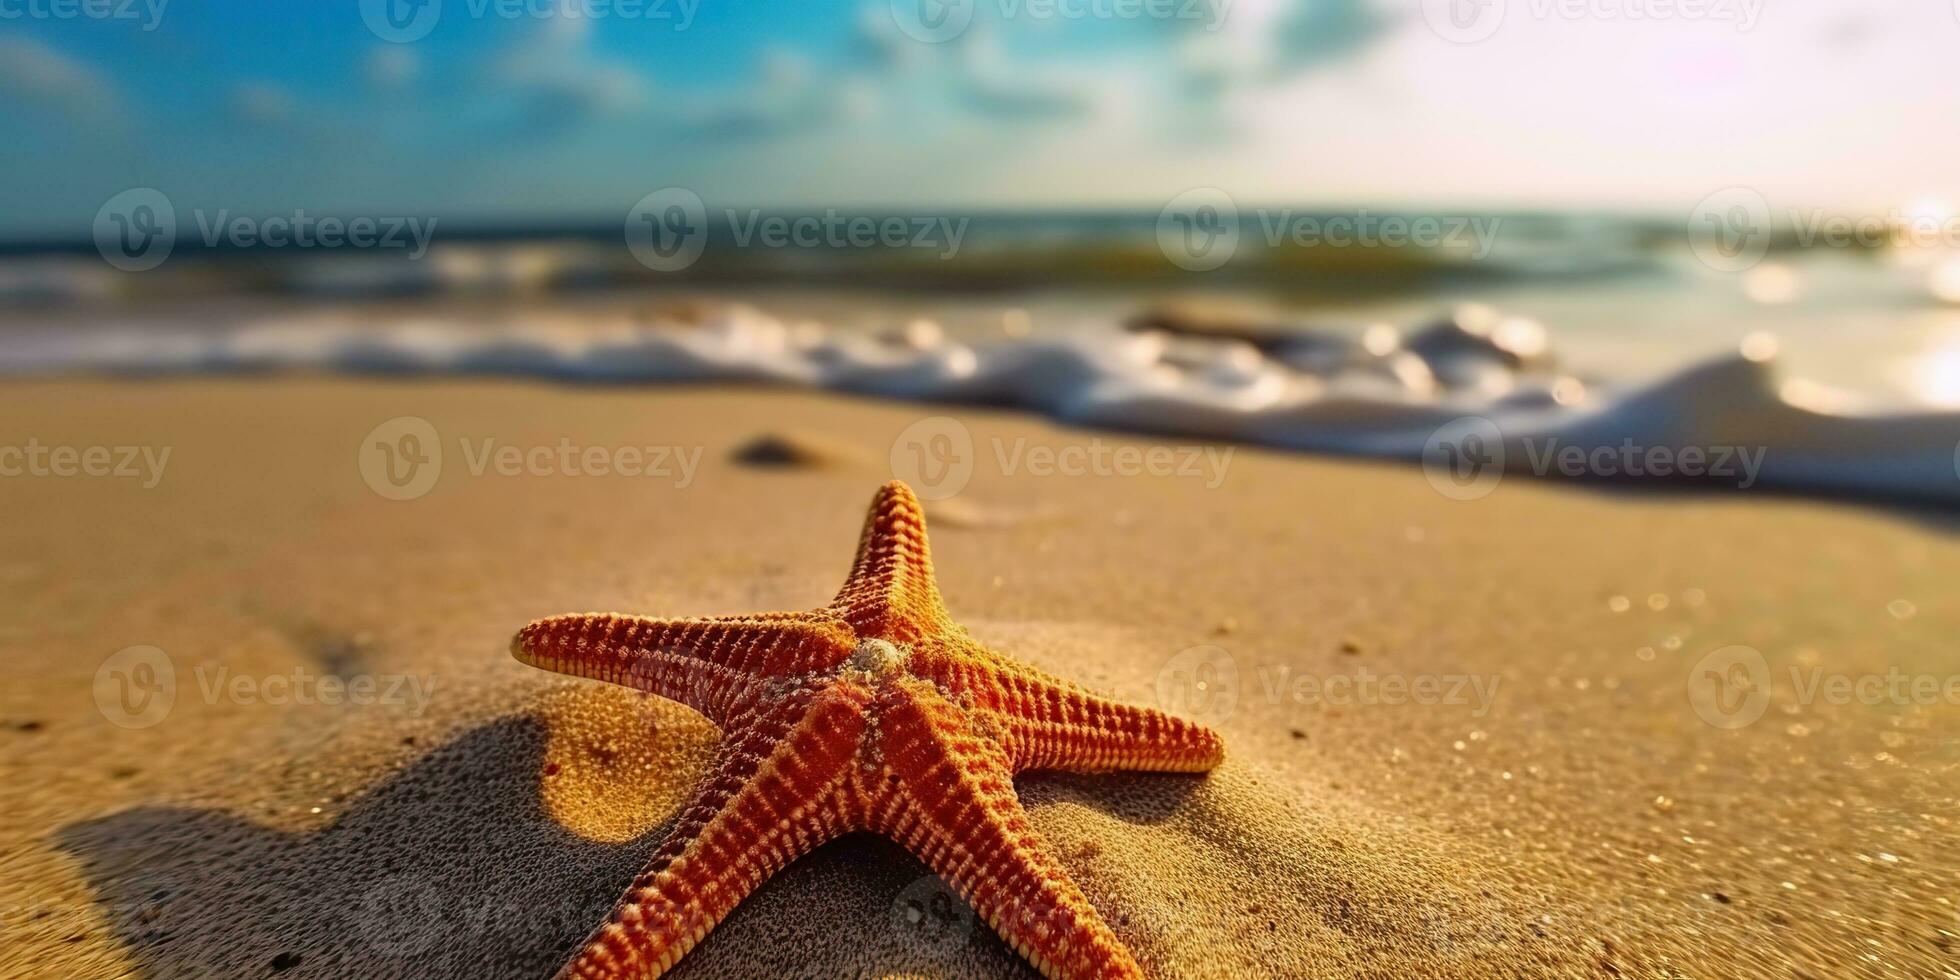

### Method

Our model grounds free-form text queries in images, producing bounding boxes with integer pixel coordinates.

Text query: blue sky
[3,0,1959,238]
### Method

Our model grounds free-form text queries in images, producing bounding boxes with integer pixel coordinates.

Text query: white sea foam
[3,305,1955,506]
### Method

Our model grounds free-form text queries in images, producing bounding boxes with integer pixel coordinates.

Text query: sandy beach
[0,378,1952,978]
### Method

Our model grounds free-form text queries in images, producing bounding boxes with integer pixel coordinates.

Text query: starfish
[511,480,1225,979]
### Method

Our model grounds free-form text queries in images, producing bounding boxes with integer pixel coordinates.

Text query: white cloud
[0,37,122,125]
[483,17,650,125]
[664,48,870,140]
[949,32,1106,121]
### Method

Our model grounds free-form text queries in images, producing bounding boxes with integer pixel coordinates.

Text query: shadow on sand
[57,714,1206,979]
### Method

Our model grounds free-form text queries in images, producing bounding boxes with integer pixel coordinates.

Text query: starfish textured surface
[511,480,1226,979]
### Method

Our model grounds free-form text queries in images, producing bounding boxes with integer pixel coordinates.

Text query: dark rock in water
[875,318,946,350]
[1127,303,1300,349]
[1264,333,1361,375]
[1404,308,1553,388]
[1128,301,1365,377]
[1494,377,1589,411]
[636,299,739,327]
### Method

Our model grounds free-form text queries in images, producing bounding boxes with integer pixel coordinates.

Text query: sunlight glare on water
[1907,331,1960,408]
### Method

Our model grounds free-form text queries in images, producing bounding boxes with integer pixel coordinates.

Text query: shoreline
[1,300,1956,511]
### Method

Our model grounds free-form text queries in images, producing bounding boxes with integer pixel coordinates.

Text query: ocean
[3,209,1957,507]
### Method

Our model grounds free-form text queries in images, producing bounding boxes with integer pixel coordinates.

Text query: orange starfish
[511,480,1224,979]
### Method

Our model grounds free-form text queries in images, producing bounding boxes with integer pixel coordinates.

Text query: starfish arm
[556,687,870,980]
[913,646,1225,775]
[511,612,856,726]
[828,481,949,642]
[993,673,1225,775]
[870,682,1146,980]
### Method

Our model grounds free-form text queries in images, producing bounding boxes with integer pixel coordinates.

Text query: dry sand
[0,379,1954,979]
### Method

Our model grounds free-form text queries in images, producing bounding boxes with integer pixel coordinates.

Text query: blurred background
[3,0,1960,499]
[7,9,1960,978]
